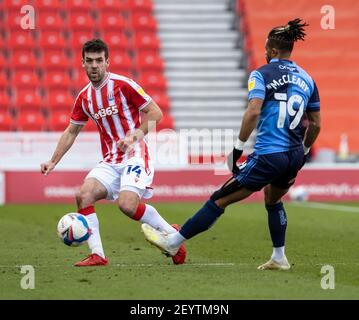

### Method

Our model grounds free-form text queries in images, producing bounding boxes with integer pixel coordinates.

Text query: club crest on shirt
[107,91,115,101]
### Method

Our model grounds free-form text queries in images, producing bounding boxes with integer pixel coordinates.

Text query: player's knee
[76,190,95,207]
[210,189,222,202]
[264,187,271,204]
[118,199,137,217]
[210,190,230,209]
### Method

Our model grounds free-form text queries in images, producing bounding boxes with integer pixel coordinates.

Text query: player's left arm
[131,100,163,141]
[118,101,163,152]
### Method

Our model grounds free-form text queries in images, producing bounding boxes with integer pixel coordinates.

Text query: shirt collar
[270,58,295,64]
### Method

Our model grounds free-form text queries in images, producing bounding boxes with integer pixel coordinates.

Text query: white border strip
[290,201,359,213]
[0,171,4,205]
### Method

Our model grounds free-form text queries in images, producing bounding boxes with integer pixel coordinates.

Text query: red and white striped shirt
[71,72,152,165]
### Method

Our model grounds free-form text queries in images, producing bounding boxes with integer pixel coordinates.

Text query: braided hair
[267,18,309,52]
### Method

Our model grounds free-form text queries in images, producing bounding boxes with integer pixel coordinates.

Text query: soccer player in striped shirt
[41,39,185,266]
[142,19,321,270]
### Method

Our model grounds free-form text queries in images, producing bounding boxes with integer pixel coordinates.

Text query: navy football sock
[266,202,287,247]
[179,200,225,240]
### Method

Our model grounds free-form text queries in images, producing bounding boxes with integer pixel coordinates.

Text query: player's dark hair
[82,39,109,60]
[267,18,308,52]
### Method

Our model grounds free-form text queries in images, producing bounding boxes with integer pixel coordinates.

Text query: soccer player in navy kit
[142,19,321,270]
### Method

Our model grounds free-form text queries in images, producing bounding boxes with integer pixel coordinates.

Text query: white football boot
[257,256,291,270]
[141,223,179,257]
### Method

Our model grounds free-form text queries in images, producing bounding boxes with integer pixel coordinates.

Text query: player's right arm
[41,90,88,175]
[303,111,321,154]
[40,122,83,176]
[227,70,265,173]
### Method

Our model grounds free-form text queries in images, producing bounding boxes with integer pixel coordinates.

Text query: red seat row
[2,0,154,13]
[0,110,174,132]
[0,87,171,112]
[3,30,160,50]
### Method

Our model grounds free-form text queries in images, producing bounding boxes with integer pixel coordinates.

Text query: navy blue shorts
[235,148,305,191]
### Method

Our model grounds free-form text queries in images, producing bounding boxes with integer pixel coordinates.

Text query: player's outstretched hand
[227,148,243,175]
[117,136,135,153]
[40,161,56,176]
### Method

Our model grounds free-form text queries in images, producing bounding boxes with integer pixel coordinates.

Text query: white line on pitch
[289,201,359,213]
[2,262,359,268]
[115,263,236,267]
[0,263,236,268]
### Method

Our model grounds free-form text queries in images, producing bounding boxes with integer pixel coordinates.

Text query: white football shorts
[85,157,154,201]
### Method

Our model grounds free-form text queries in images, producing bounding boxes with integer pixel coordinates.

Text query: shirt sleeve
[248,70,266,101]
[307,81,320,111]
[121,79,152,111]
[70,93,88,125]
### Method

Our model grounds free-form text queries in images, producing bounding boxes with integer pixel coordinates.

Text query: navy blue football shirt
[248,58,320,155]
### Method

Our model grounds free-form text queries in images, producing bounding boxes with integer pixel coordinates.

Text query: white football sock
[86,213,105,259]
[139,204,177,234]
[271,246,285,262]
[168,232,186,248]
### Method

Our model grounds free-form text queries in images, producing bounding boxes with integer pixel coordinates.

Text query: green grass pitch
[1,202,358,299]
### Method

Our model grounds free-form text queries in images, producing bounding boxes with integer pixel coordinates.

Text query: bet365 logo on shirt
[92,105,119,119]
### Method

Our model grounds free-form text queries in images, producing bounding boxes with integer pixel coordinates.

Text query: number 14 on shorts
[126,165,142,177]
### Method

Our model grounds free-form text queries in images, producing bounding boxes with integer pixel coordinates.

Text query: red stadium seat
[37,11,64,30]
[2,0,26,11]
[128,0,153,13]
[65,0,92,12]
[13,90,43,111]
[0,92,11,111]
[138,72,168,92]
[41,51,71,71]
[102,32,130,51]
[149,91,170,111]
[11,71,41,89]
[38,31,67,50]
[135,51,164,71]
[133,32,160,51]
[0,112,14,131]
[33,0,64,12]
[157,114,174,130]
[94,0,129,12]
[0,73,7,89]
[130,13,157,31]
[46,90,74,111]
[68,13,96,31]
[97,12,127,31]
[69,31,97,50]
[111,51,132,74]
[9,51,38,70]
[111,69,133,78]
[72,68,90,90]
[48,110,70,131]
[17,111,46,131]
[43,71,72,90]
[0,55,5,70]
[6,11,24,29]
[7,32,36,50]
